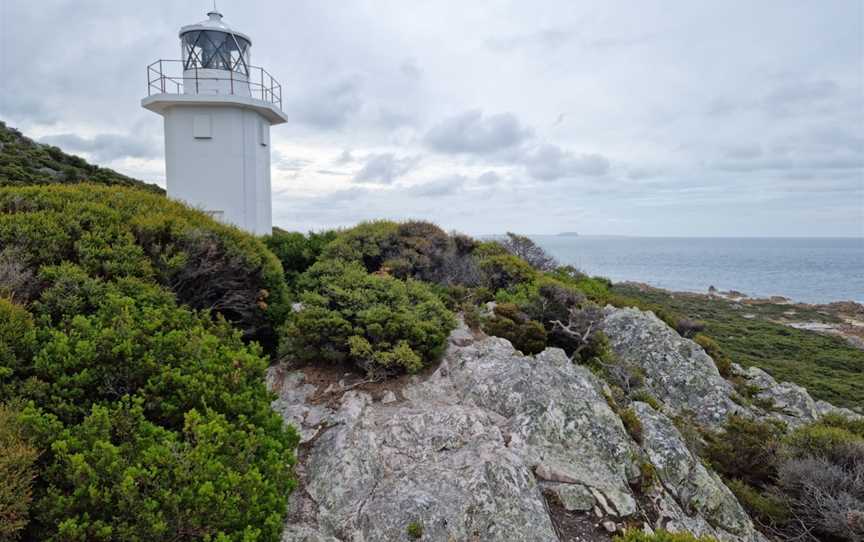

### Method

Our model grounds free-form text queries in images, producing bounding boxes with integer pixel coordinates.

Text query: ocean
[529,236,864,304]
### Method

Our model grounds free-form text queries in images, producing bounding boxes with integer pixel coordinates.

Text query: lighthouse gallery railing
[147,59,283,110]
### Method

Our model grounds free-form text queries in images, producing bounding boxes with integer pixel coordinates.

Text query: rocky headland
[268,306,857,542]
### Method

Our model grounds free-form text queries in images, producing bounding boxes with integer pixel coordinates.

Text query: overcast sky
[1,0,862,236]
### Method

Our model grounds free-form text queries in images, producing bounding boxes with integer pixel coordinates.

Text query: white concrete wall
[182,68,251,97]
[162,105,272,235]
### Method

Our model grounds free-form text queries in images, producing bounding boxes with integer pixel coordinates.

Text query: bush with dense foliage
[0,183,300,541]
[320,220,481,286]
[0,278,299,541]
[265,228,337,290]
[614,529,718,542]
[701,413,864,541]
[703,415,785,488]
[0,403,38,541]
[482,303,548,355]
[280,259,455,376]
[0,121,162,193]
[0,184,288,342]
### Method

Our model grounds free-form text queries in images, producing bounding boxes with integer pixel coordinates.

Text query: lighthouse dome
[179,11,251,75]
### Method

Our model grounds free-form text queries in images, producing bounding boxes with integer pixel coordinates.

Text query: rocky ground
[268,306,857,542]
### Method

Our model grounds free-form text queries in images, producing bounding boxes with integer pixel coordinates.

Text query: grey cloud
[353,153,419,184]
[486,28,572,51]
[284,77,362,129]
[400,59,422,79]
[712,156,862,173]
[273,151,312,172]
[486,26,655,53]
[708,79,851,119]
[39,132,160,163]
[477,171,502,185]
[522,144,610,180]
[406,175,466,197]
[335,150,355,164]
[424,110,533,155]
[721,144,763,160]
[627,167,663,180]
[0,95,62,125]
[764,80,839,108]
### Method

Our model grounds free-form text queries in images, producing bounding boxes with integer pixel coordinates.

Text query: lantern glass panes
[182,30,250,75]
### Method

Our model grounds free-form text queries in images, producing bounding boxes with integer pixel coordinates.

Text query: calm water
[530,236,864,304]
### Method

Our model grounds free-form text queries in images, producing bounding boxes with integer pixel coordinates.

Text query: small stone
[381,391,397,404]
[602,521,617,533]
[551,484,595,512]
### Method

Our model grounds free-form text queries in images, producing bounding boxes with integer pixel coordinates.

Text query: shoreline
[617,280,864,351]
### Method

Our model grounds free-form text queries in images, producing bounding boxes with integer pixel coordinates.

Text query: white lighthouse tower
[142,9,287,235]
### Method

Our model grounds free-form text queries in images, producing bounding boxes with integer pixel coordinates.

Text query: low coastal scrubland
[1,123,862,541]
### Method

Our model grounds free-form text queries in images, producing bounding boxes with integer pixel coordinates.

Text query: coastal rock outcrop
[599,306,860,430]
[633,403,759,540]
[271,317,769,542]
[600,307,744,427]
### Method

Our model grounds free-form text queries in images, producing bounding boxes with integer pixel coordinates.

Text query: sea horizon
[527,235,864,305]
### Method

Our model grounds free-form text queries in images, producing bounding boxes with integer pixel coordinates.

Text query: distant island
[556,231,579,236]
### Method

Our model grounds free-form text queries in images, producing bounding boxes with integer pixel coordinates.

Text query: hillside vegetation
[1,184,298,541]
[0,121,162,193]
[613,284,864,410]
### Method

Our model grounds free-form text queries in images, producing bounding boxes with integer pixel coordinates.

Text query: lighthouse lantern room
[142,9,287,235]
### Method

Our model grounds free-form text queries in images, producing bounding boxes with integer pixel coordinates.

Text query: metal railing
[146,59,283,110]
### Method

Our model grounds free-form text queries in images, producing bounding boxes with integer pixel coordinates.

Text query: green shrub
[614,529,718,542]
[482,303,547,355]
[320,221,481,286]
[631,389,662,411]
[320,220,400,272]
[703,415,785,487]
[0,299,35,383]
[280,260,455,375]
[461,303,482,331]
[6,277,300,540]
[265,228,337,289]
[725,479,790,525]
[406,521,424,539]
[20,398,296,542]
[0,184,289,342]
[22,276,280,429]
[620,407,643,443]
[0,403,38,541]
[782,421,864,461]
[819,411,864,438]
[694,334,732,378]
[638,460,656,491]
[478,254,537,291]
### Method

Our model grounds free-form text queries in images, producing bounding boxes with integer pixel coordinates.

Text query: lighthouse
[142,9,287,235]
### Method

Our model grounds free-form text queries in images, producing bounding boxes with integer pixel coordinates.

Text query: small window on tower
[193,115,212,139]
[259,121,269,147]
